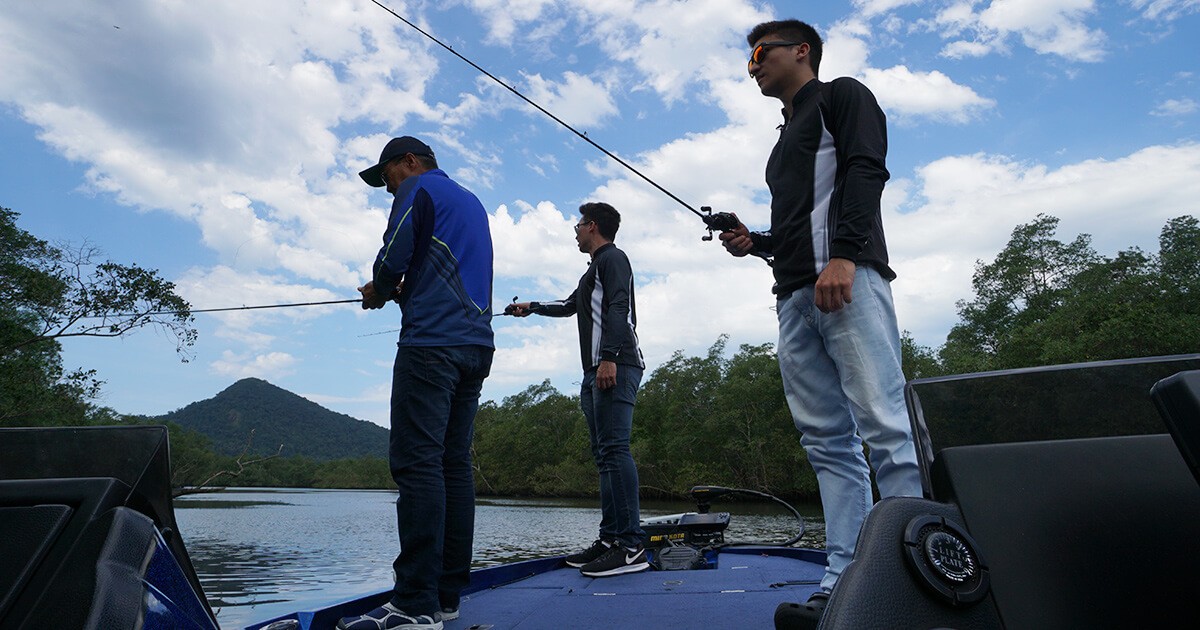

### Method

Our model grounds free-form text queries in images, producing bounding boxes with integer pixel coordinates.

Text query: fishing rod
[174,298,361,315]
[95,298,362,318]
[368,0,771,264]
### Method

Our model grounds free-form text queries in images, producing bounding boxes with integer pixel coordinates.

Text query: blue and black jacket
[373,169,494,348]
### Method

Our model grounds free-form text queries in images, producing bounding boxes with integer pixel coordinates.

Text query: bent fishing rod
[368,0,771,265]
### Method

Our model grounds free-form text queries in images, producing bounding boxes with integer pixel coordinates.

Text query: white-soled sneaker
[579,543,651,577]
[564,539,612,568]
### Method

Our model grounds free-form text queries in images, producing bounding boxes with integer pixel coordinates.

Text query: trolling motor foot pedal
[653,544,709,571]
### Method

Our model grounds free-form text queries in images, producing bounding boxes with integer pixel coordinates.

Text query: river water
[173,488,824,629]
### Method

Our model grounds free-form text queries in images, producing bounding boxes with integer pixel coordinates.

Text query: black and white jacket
[534,243,645,372]
[749,77,894,298]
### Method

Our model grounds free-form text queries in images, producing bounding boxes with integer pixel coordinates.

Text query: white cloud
[823,20,876,77]
[890,143,1200,346]
[821,21,995,124]
[935,0,1107,62]
[460,0,771,104]
[864,66,996,123]
[492,318,582,391]
[211,350,298,380]
[1151,98,1198,116]
[1127,0,1200,21]
[463,0,562,44]
[854,0,924,17]
[175,265,357,348]
[491,201,587,284]
[521,71,620,128]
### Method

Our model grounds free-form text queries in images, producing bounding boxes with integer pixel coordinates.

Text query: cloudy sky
[2,0,1197,427]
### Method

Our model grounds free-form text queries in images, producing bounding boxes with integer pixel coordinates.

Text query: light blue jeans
[776,265,922,593]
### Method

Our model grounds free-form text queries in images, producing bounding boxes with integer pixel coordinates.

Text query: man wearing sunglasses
[719,19,922,628]
[507,202,649,579]
[339,136,495,630]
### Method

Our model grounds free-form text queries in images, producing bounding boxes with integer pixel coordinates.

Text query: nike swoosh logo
[625,553,642,565]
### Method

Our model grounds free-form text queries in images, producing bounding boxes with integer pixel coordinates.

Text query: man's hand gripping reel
[700,206,773,266]
[700,206,741,242]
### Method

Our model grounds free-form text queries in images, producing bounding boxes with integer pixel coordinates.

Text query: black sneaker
[564,539,612,568]
[436,606,458,621]
[336,603,443,630]
[579,543,650,577]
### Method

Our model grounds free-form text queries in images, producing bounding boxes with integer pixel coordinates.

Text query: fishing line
[357,328,400,337]
[368,1,771,263]
[368,0,704,218]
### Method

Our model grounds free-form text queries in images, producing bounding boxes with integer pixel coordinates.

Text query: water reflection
[175,489,823,629]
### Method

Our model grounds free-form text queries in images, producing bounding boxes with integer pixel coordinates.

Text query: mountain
[154,378,388,461]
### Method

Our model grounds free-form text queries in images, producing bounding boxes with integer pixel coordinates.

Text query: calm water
[174,488,824,629]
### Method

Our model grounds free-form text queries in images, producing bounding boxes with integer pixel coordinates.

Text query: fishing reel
[501,296,544,317]
[700,207,774,266]
[700,206,740,241]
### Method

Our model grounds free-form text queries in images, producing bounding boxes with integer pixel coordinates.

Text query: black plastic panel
[932,435,1200,628]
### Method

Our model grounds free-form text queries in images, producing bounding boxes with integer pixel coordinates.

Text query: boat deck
[251,547,826,629]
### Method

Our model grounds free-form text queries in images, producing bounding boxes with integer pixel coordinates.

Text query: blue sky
[2,0,1197,428]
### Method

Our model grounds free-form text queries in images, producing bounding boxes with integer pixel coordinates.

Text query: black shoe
[564,539,612,568]
[580,543,650,577]
[774,591,829,630]
[336,603,443,630]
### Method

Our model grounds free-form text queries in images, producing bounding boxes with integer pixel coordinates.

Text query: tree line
[3,206,1197,497]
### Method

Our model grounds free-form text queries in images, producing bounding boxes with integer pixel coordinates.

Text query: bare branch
[173,429,284,496]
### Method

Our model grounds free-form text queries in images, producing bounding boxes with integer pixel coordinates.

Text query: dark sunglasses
[748,41,801,69]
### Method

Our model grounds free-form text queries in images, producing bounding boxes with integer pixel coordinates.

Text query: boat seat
[817,496,1003,629]
[820,435,1200,629]
[0,477,134,628]
[1151,369,1200,487]
[0,504,72,619]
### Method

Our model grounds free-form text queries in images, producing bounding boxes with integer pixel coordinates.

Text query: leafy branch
[3,239,197,360]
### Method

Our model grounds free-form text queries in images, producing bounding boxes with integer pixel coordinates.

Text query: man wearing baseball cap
[339,136,495,630]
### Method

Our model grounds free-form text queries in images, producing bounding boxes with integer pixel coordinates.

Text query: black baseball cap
[359,136,436,187]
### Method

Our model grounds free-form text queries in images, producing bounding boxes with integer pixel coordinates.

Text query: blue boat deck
[253,547,826,630]
[451,549,823,629]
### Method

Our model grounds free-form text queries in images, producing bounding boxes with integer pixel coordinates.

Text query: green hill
[155,378,387,461]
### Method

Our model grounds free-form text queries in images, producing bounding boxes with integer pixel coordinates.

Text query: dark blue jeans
[389,344,493,616]
[580,363,645,548]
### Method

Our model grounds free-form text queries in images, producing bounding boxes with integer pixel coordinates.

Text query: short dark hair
[412,154,438,170]
[579,202,620,241]
[747,19,823,77]
[387,153,438,171]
